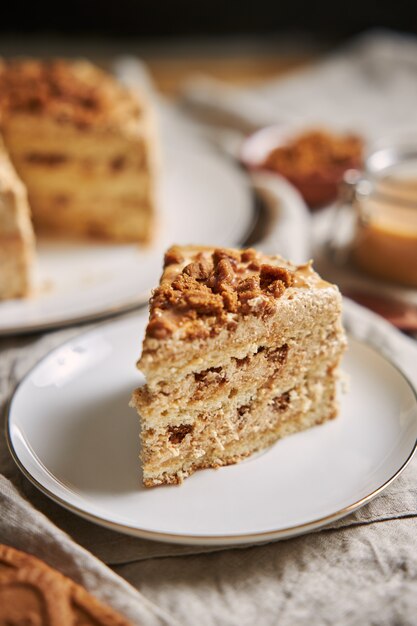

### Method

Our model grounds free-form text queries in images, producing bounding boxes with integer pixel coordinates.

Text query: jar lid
[361,137,417,208]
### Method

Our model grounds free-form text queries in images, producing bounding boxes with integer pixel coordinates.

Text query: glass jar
[328,137,417,288]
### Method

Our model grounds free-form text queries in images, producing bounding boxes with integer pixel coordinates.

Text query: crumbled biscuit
[0,544,133,626]
[146,317,175,339]
[222,289,239,313]
[240,248,257,262]
[259,264,293,289]
[183,260,212,281]
[236,276,262,309]
[147,246,296,339]
[164,246,184,267]
[213,248,240,265]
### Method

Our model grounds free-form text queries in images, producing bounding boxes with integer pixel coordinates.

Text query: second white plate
[7,311,417,546]
[0,131,253,335]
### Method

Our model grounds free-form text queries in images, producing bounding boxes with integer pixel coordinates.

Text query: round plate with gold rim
[6,310,417,546]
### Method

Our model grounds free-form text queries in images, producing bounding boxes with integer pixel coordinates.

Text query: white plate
[0,134,253,336]
[7,312,417,546]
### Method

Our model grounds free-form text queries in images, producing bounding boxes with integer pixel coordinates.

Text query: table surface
[0,33,317,97]
[1,35,416,626]
[143,53,313,96]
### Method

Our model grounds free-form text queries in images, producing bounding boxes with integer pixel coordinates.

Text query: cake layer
[0,238,33,298]
[7,166,152,197]
[138,246,343,386]
[0,136,35,299]
[140,368,338,486]
[28,195,154,242]
[140,284,342,386]
[2,113,153,159]
[4,118,154,196]
[134,321,343,425]
[3,117,156,241]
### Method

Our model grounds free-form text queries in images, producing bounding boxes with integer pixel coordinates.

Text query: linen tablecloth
[1,31,417,625]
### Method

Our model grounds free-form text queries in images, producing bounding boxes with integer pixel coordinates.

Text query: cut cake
[0,59,157,242]
[131,245,347,487]
[0,58,157,300]
[0,136,35,299]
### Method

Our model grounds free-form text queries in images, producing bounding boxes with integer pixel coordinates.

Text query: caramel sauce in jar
[351,158,417,288]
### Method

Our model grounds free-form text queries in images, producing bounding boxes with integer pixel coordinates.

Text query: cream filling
[141,367,338,480]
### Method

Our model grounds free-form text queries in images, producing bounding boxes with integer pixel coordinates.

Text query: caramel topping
[147,246,302,340]
[0,59,142,130]
[292,262,331,289]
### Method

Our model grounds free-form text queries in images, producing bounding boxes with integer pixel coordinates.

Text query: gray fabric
[1,31,417,625]
[254,30,417,141]
[182,30,417,141]
[115,518,417,626]
[1,301,417,624]
[0,476,175,626]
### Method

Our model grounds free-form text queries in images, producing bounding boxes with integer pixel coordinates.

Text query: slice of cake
[0,59,157,243]
[0,136,35,299]
[131,245,347,487]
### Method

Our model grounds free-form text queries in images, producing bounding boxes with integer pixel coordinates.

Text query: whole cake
[0,58,157,299]
[131,245,347,487]
[0,544,133,625]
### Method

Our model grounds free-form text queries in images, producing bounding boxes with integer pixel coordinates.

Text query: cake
[131,245,347,487]
[0,136,35,299]
[0,59,157,242]
[0,58,157,300]
[0,544,133,625]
